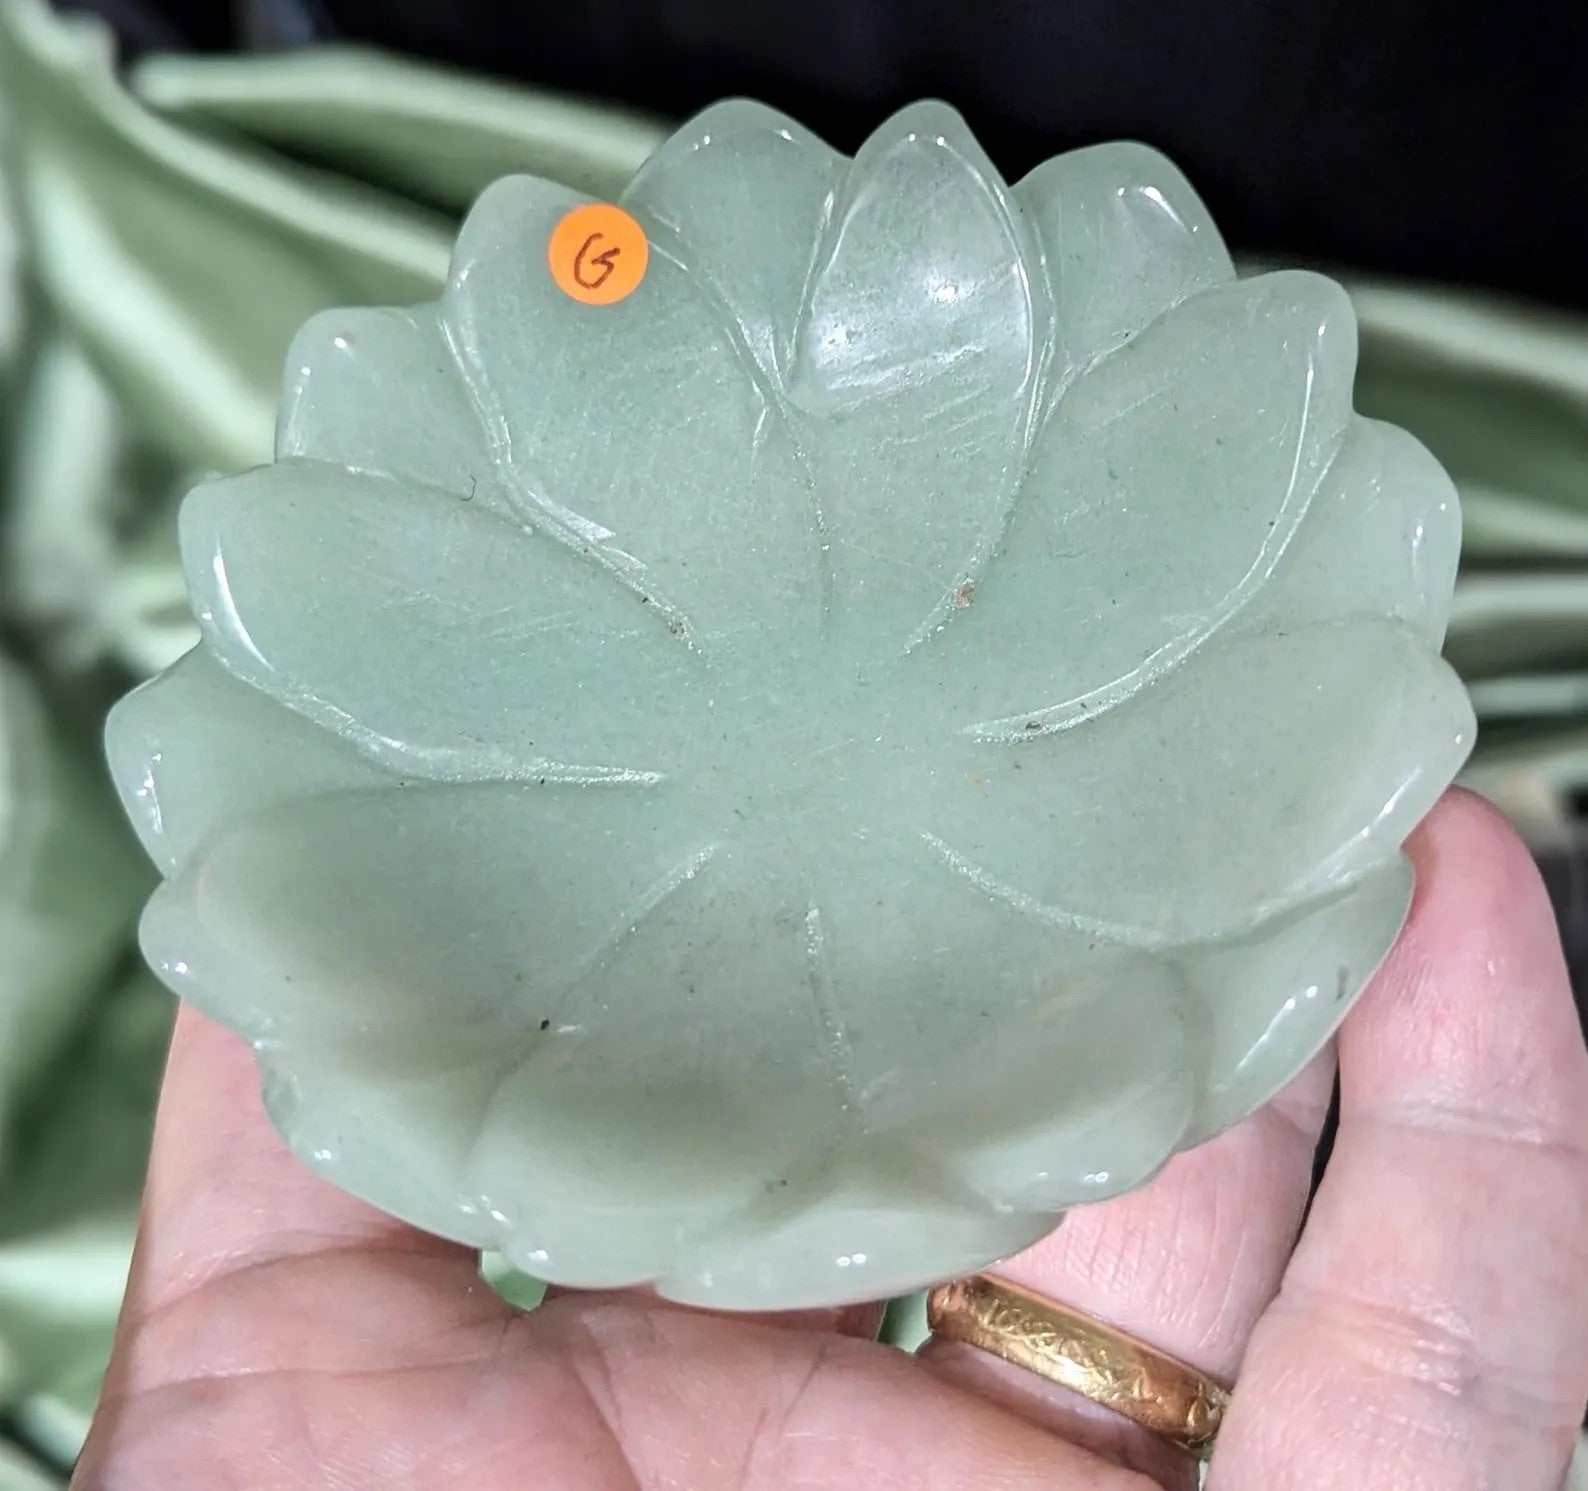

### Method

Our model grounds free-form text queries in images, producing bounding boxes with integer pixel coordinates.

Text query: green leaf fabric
[0,0,453,475]
[130,45,664,213]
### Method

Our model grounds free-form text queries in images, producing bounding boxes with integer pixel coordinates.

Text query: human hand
[75,791,1588,1489]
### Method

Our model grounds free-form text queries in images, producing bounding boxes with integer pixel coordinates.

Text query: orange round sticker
[548,204,649,306]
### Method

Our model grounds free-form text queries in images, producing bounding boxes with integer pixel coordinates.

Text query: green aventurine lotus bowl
[107,100,1473,1309]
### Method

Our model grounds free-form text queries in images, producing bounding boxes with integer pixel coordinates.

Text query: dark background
[65,0,1588,311]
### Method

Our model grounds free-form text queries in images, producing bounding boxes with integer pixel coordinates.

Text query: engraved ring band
[926,1274,1232,1460]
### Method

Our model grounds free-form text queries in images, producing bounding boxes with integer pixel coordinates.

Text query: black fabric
[55,0,232,50]
[77,0,1588,309]
[324,0,1588,308]
[1539,851,1588,1039]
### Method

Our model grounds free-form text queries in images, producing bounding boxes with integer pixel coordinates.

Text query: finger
[921,1038,1334,1486]
[1212,790,1588,1488]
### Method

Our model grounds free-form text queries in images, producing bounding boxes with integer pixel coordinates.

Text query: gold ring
[926,1274,1230,1458]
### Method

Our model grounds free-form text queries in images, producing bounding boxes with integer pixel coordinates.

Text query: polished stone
[108,100,1472,1309]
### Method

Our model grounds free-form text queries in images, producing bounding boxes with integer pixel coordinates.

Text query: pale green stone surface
[108,100,1472,1309]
